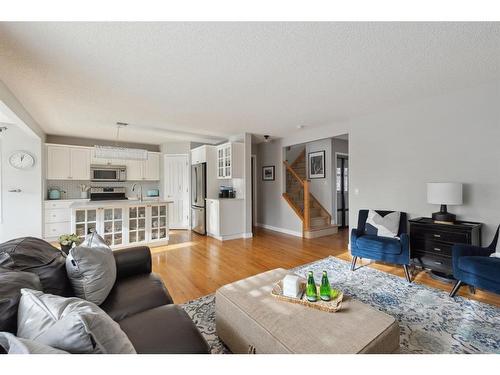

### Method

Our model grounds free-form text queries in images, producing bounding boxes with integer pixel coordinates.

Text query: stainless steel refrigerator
[191,163,207,235]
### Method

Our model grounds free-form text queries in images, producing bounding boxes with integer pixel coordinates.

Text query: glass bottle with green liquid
[320,271,332,301]
[306,271,318,302]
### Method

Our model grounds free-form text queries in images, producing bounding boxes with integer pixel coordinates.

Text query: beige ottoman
[216,268,400,354]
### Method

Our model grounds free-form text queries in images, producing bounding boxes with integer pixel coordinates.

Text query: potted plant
[58,234,81,254]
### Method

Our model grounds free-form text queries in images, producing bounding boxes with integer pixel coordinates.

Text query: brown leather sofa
[0,237,210,354]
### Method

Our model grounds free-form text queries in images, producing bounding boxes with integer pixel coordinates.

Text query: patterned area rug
[181,256,500,354]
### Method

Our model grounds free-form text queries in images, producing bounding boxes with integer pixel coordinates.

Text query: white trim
[207,232,251,241]
[334,151,349,226]
[255,223,302,238]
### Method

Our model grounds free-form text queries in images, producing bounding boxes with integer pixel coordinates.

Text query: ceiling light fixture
[93,122,148,161]
[264,135,271,143]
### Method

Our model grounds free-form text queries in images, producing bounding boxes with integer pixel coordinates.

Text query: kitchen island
[70,199,173,249]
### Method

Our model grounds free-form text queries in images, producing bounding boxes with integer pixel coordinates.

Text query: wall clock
[9,150,36,170]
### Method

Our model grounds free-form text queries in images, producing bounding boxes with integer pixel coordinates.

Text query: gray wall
[348,82,500,244]
[258,82,499,245]
[306,138,333,216]
[256,140,302,235]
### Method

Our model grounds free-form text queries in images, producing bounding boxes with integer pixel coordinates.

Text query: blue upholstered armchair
[350,209,411,283]
[449,225,500,297]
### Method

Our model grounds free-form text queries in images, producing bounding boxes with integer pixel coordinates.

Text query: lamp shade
[427,183,463,205]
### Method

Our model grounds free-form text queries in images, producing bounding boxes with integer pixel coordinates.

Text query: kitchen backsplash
[46,180,161,200]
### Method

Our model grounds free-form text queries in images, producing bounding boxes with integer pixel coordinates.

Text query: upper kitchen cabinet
[191,145,208,165]
[124,152,160,181]
[216,142,243,179]
[47,145,90,180]
[144,152,160,180]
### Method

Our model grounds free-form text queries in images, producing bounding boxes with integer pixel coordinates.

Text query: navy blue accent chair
[449,225,500,297]
[351,209,411,283]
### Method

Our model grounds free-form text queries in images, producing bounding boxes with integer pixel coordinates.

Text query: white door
[47,145,71,179]
[164,155,189,229]
[70,148,91,180]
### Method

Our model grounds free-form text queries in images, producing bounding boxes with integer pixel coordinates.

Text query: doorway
[336,153,349,228]
[163,154,190,229]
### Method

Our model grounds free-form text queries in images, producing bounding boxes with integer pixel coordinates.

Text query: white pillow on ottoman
[66,232,116,305]
[17,288,136,354]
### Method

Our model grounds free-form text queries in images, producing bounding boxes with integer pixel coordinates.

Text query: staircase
[283,150,338,238]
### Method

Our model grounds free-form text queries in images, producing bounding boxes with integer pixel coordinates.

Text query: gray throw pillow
[0,332,68,354]
[17,288,136,354]
[65,232,116,305]
[365,210,401,238]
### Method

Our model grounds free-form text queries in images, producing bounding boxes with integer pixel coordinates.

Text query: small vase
[81,191,88,199]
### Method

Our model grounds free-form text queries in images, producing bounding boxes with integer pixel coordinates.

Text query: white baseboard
[207,232,252,241]
[255,223,302,238]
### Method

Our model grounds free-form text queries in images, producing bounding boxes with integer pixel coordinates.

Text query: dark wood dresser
[409,217,482,278]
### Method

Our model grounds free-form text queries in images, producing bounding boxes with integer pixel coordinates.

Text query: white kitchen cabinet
[150,204,168,241]
[69,201,170,249]
[74,208,98,240]
[216,142,243,179]
[191,145,207,165]
[128,205,147,244]
[47,145,90,180]
[47,146,71,179]
[124,153,160,181]
[125,159,144,180]
[44,200,76,241]
[102,207,123,246]
[206,198,245,240]
[144,152,160,180]
[70,148,91,180]
[48,144,159,181]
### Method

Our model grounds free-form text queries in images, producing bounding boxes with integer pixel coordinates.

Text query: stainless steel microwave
[90,165,127,182]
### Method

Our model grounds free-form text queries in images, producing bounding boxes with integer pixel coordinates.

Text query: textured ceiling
[0,22,499,144]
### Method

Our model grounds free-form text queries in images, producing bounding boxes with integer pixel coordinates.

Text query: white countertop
[70,198,173,208]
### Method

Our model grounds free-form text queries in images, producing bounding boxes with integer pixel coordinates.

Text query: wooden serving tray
[271,278,343,313]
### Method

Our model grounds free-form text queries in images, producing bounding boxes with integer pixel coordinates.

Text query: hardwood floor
[150,227,500,307]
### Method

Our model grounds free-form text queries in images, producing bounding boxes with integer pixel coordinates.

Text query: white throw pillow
[66,232,116,305]
[365,210,401,238]
[0,331,68,354]
[17,288,136,354]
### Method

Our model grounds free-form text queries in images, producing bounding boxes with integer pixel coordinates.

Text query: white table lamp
[427,182,463,223]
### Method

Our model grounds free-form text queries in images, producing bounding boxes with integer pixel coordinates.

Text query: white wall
[258,82,499,244]
[0,120,43,240]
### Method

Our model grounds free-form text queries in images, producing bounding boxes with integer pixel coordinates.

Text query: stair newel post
[303,179,310,231]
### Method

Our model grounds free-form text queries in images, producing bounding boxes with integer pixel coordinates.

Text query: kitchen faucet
[132,183,143,202]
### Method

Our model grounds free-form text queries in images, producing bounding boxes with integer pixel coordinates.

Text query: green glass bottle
[320,271,332,301]
[306,271,317,302]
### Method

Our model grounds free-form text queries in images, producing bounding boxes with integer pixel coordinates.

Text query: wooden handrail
[303,180,310,231]
[283,160,304,186]
[282,193,304,220]
[309,194,332,223]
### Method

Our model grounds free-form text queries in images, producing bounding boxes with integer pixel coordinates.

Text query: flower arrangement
[58,234,81,253]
